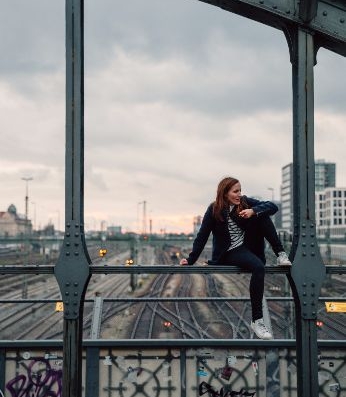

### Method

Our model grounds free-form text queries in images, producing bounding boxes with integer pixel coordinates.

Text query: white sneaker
[251,318,273,340]
[277,251,292,266]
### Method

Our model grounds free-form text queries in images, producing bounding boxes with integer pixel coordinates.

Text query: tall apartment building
[281,163,294,231]
[315,159,336,192]
[316,187,346,239]
[280,160,336,232]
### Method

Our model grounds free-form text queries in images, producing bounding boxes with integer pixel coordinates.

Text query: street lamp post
[21,177,33,299]
[138,200,147,235]
[22,177,33,234]
[31,201,36,232]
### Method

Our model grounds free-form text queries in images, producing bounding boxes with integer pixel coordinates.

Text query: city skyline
[1,0,345,233]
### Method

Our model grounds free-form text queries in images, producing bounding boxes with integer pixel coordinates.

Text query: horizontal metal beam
[1,296,344,303]
[0,339,345,348]
[0,265,345,274]
[197,0,346,56]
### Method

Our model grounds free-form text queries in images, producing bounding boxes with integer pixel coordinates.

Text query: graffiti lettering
[199,381,256,397]
[6,358,62,397]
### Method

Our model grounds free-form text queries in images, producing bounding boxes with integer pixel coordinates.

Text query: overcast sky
[1,0,345,233]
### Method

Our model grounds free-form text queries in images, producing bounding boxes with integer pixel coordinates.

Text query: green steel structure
[0,1,345,397]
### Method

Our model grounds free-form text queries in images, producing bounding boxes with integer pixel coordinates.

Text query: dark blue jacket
[186,196,278,265]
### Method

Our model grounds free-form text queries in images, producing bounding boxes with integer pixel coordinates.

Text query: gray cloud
[1,0,345,232]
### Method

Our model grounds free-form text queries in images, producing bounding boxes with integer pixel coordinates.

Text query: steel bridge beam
[0,264,345,275]
[54,1,91,396]
[197,0,346,56]
[284,27,326,397]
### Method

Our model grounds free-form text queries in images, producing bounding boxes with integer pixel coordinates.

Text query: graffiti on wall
[6,355,62,397]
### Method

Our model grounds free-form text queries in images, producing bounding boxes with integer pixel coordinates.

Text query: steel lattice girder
[197,0,346,56]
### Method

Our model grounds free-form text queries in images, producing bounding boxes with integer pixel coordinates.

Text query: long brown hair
[213,177,248,221]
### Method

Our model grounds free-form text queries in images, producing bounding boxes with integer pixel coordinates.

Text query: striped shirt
[227,205,244,251]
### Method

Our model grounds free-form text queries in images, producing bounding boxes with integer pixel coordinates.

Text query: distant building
[316,187,346,239]
[281,163,294,231]
[0,204,32,237]
[315,159,336,192]
[281,160,336,232]
[107,226,122,236]
[193,215,202,236]
[272,201,282,229]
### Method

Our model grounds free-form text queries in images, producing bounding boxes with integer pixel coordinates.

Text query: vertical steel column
[85,347,100,397]
[0,348,5,394]
[54,1,91,397]
[285,27,326,397]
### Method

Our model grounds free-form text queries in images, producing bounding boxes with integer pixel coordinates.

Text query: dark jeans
[218,245,265,321]
[216,215,283,321]
[244,215,285,263]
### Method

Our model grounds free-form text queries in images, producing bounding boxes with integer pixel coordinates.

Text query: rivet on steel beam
[311,283,315,287]
[67,223,71,228]
[311,234,315,237]
[340,18,345,23]
[311,302,315,306]
[75,243,79,247]
[302,252,306,256]
[303,292,307,296]
[74,282,78,287]
[302,242,306,247]
[310,242,315,247]
[66,242,70,247]
[75,224,79,228]
[74,311,78,315]
[302,233,306,237]
[311,292,315,296]
[66,232,70,237]
[74,251,79,256]
[303,283,307,287]
[75,233,79,237]
[65,301,69,305]
[312,311,316,316]
[311,252,315,256]
[259,0,264,4]
[73,301,78,305]
[74,292,78,296]
[323,11,327,16]
[302,224,306,228]
[303,302,307,306]
[65,292,69,295]
[65,282,70,286]
[66,252,70,256]
[272,5,277,9]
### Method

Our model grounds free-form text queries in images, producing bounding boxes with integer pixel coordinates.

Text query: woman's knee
[247,254,265,273]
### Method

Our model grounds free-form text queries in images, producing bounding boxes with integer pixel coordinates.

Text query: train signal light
[99,249,107,257]
[316,320,323,327]
[163,321,172,328]
[125,258,134,266]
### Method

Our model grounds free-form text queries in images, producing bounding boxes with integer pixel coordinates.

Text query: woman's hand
[239,209,255,219]
[180,258,188,265]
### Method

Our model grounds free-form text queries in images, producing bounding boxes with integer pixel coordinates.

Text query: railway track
[0,244,346,340]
